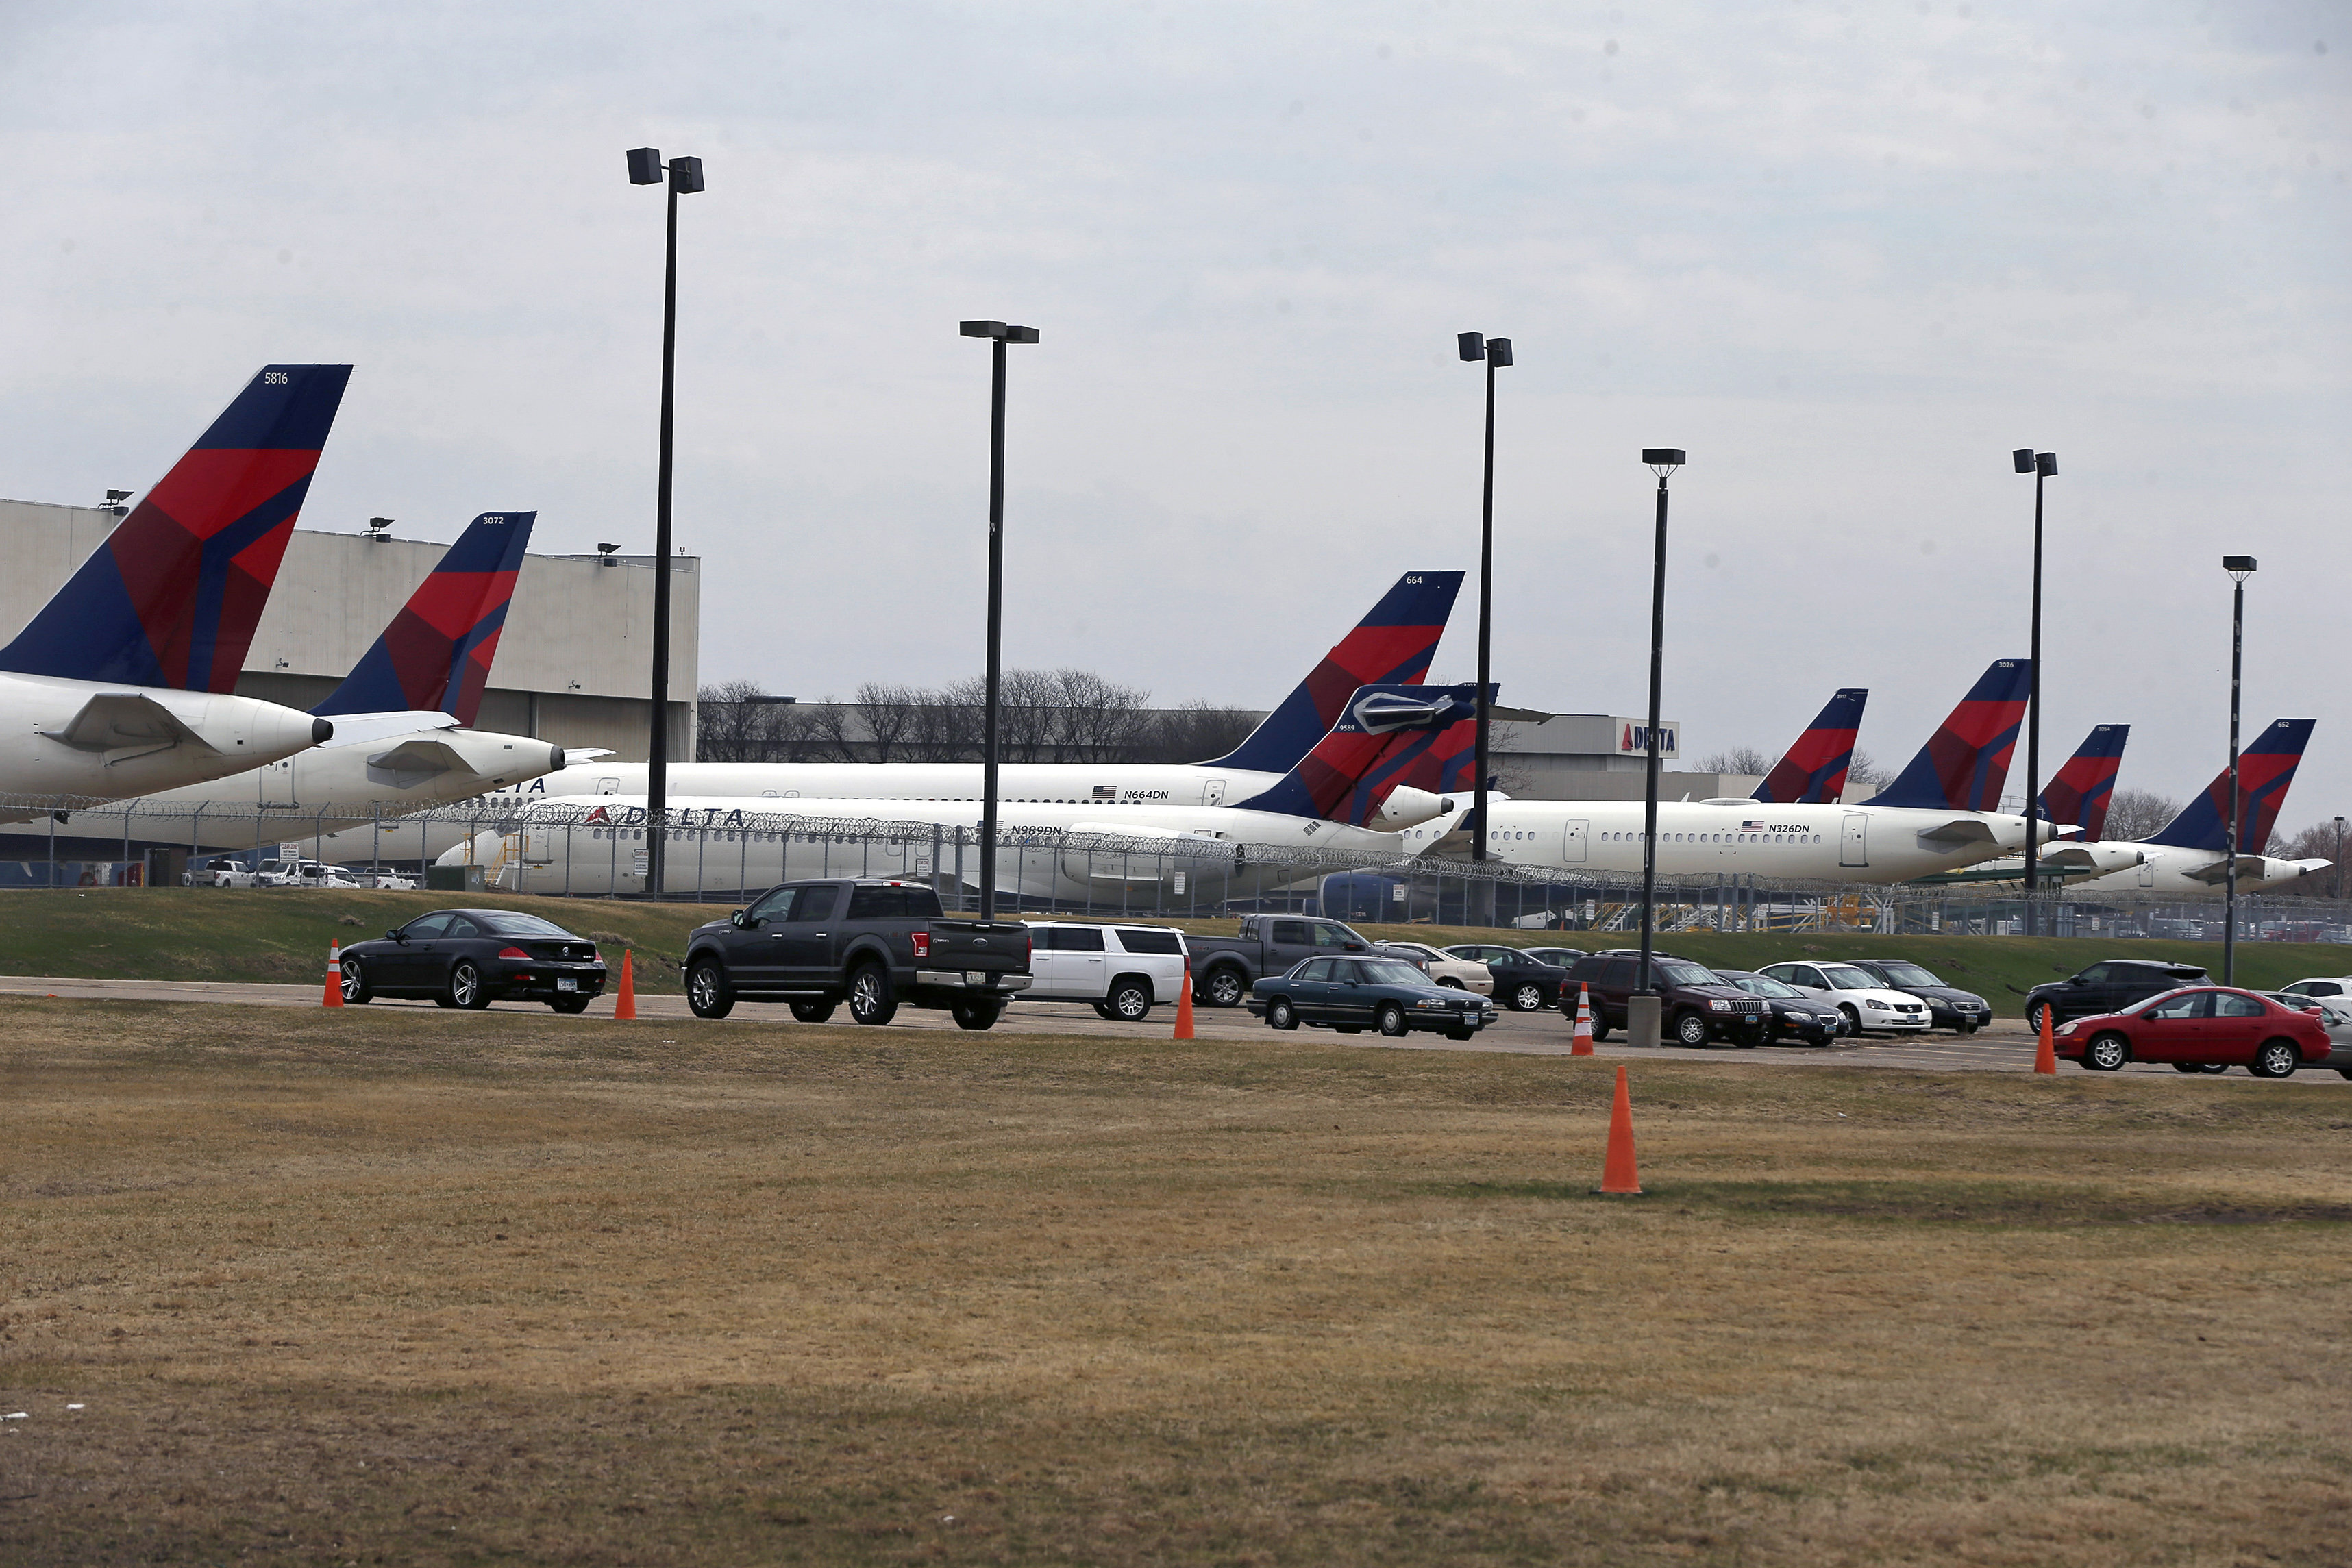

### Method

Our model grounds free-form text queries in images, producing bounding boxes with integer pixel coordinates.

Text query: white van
[1020,921,1190,1022]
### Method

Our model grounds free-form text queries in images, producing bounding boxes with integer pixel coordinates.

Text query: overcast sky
[3,1,2344,820]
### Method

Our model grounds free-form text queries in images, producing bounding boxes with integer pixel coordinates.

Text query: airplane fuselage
[0,672,327,816]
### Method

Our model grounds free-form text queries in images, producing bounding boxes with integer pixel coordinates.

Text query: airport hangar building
[0,497,698,764]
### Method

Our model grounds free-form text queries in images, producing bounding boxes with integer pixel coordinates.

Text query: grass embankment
[2,1000,2347,1565]
[1,889,2342,1015]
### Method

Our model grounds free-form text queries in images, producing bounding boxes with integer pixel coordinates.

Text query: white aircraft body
[0,673,331,820]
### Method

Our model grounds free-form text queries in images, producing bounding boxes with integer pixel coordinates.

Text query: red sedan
[2053,986,2333,1078]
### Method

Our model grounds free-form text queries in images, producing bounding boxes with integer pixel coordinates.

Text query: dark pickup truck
[682,878,1032,1030]
[1187,914,1384,1008]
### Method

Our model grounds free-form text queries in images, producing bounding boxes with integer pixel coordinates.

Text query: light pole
[2223,554,2256,984]
[958,320,1039,921]
[2335,815,2344,903]
[1457,332,1513,897]
[2011,449,2056,934]
[1635,449,1685,1012]
[626,146,705,899]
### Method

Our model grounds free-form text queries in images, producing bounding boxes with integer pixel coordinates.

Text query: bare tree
[695,679,767,762]
[1048,669,1154,763]
[2101,787,2181,843]
[1842,749,1892,800]
[1140,701,1259,764]
[850,683,926,764]
[1697,746,1774,777]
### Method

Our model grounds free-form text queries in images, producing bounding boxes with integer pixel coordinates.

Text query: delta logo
[1619,723,1678,756]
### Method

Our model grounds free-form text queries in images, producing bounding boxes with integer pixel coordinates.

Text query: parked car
[1713,969,1844,1045]
[1374,939,1495,995]
[684,878,1032,1030]
[1444,943,1573,1012]
[2277,975,2352,1001]
[1842,959,1992,1034]
[1755,962,1933,1036]
[1557,949,1769,1047]
[337,908,608,1012]
[2053,986,2333,1077]
[1020,921,1187,1021]
[345,865,419,891]
[184,857,256,888]
[1186,914,1378,1008]
[2021,959,2211,1032]
[1248,954,1498,1041]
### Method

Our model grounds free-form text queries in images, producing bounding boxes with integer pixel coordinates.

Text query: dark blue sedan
[1248,955,1499,1040]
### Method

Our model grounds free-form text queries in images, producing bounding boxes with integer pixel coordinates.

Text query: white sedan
[1756,960,1933,1036]
[1376,940,1496,996]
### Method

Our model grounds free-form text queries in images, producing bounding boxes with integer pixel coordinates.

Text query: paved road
[8,973,2348,1083]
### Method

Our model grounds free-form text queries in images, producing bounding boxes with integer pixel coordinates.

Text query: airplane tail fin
[2039,724,2129,842]
[0,365,352,691]
[1863,659,2031,812]
[1752,688,1868,804]
[312,512,536,723]
[1204,571,1463,773]
[1234,684,1481,826]
[2142,719,2316,853]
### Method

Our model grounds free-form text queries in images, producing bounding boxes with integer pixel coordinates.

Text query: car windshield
[2119,988,2194,1016]
[1358,959,1428,986]
[1820,965,1879,988]
[476,912,574,938]
[1657,961,1718,986]
[1875,962,1944,987]
[1732,975,1803,999]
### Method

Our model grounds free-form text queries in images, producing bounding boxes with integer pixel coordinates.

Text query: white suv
[1757,960,1932,1036]
[1020,922,1190,1022]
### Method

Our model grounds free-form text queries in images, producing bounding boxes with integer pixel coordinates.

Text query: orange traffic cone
[613,949,636,1021]
[1173,962,1196,1041]
[2033,1006,2057,1075]
[323,941,343,1008]
[1596,1063,1643,1195]
[1570,982,1594,1056]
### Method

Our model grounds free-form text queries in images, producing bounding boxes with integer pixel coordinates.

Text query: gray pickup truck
[1185,914,1384,1008]
[682,878,1032,1030]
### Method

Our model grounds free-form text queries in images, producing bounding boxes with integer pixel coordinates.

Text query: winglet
[2142,719,2316,853]
[1752,688,1868,804]
[1233,684,1482,825]
[0,365,354,691]
[1864,660,2031,812]
[1205,572,1463,773]
[312,512,536,723]
[2039,723,2129,842]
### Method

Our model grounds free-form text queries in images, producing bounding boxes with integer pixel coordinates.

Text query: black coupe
[339,908,608,1012]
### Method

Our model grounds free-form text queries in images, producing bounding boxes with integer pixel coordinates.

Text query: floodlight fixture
[2013,449,2036,473]
[2224,554,2257,581]
[1643,448,1685,475]
[626,147,663,185]
[1457,332,1485,361]
[366,516,393,542]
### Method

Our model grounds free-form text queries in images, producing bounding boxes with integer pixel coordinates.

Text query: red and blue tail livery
[2143,719,2315,854]
[312,512,536,724]
[1208,571,1463,774]
[1864,660,2031,813]
[1237,684,1481,826]
[1753,688,1868,805]
[2038,724,2129,841]
[0,365,351,692]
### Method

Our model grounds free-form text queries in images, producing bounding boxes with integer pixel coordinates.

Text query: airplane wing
[364,738,470,787]
[315,710,461,748]
[40,693,216,754]
[1909,817,2002,845]
[2037,844,2142,873]
[2180,854,2315,886]
[562,748,615,764]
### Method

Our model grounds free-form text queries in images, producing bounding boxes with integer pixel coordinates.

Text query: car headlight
[2058,1021,2079,1036]
[1415,998,1448,1008]
[1708,999,1731,1012]
[1866,999,1892,1010]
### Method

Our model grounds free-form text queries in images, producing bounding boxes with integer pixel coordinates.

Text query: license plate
[556,978,577,992]
[966,971,987,986]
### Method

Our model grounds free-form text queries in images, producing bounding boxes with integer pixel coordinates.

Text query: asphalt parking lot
[5,972,2347,1081]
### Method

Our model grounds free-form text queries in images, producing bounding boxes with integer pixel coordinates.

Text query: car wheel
[1509,982,1546,1012]
[549,995,591,1015]
[1203,967,1247,1008]
[951,1000,1002,1031]
[2026,1001,2052,1035]
[1105,978,1153,1022]
[847,965,898,1026]
[2249,1038,2301,1079]
[1267,997,1298,1031]
[1591,1021,1611,1042]
[2084,1032,2129,1071]
[1837,1005,1861,1037]
[447,960,491,1011]
[1673,1010,1710,1047]
[686,959,735,1020]
[339,958,372,1005]
[1376,1002,1408,1038]
[788,999,837,1023]
[1437,978,1464,990]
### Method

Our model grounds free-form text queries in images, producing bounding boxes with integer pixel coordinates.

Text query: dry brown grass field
[3,999,2348,1566]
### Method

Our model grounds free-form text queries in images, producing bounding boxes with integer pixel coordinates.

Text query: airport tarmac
[5,972,2347,1081]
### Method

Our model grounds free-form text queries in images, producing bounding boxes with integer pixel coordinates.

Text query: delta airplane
[1924,719,2329,895]
[0,511,571,861]
[441,684,1483,906]
[469,570,1468,830]
[1402,660,2068,884]
[0,366,355,817]
[1906,724,2145,885]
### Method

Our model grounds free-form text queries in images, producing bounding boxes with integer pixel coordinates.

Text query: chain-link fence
[3,795,2347,945]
